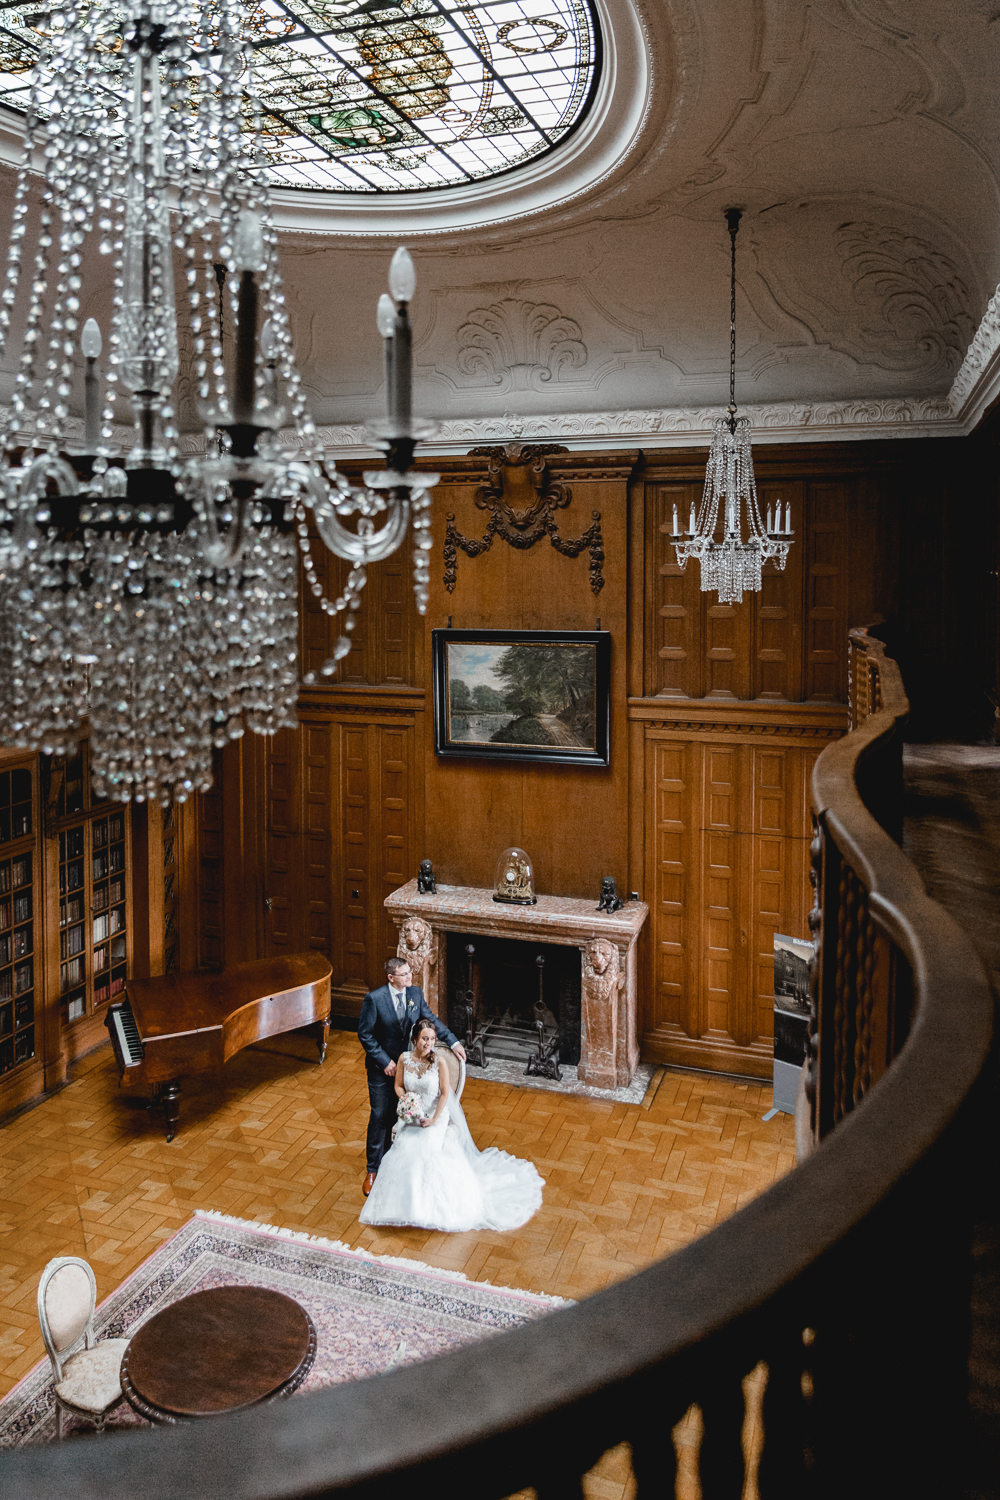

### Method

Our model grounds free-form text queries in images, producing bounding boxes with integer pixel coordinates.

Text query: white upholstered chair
[37,1256,130,1438]
[392,1042,466,1141]
[437,1043,466,1101]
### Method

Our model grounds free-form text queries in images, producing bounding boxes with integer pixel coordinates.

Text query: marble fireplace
[384,880,649,1091]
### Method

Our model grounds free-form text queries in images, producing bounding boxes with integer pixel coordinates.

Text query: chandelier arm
[312,496,411,564]
[23,455,78,501]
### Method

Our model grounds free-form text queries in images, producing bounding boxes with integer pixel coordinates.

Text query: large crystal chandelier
[671,209,793,604]
[0,0,435,804]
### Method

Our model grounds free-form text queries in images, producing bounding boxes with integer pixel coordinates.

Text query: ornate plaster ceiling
[265,0,1000,444]
[1,0,999,448]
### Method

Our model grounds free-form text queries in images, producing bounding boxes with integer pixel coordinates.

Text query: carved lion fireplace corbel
[443,443,605,595]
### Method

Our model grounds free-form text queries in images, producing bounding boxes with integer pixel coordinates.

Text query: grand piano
[105,952,333,1140]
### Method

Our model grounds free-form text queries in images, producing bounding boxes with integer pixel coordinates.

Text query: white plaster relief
[456,298,588,393]
[835,222,974,377]
[949,283,1000,417]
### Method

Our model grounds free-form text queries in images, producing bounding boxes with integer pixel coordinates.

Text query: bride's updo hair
[409,1018,437,1053]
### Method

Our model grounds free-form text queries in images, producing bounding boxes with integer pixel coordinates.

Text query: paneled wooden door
[263,721,333,961]
[642,728,819,1078]
[261,713,419,1017]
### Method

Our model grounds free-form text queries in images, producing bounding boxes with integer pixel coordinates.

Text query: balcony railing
[2,628,994,1498]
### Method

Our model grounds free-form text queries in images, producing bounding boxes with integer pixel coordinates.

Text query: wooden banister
[1,628,993,1497]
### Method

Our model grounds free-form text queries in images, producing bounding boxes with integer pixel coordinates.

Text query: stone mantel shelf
[384,880,649,946]
[384,881,649,1091]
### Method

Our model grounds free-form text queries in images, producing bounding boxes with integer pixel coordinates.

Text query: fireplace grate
[465,1008,562,1081]
[458,943,563,1082]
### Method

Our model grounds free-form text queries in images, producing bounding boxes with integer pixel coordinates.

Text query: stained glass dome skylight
[0,0,600,193]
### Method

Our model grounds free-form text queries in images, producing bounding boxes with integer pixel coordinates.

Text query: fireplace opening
[446,932,582,1075]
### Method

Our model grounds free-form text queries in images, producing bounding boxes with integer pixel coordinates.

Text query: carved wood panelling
[443,444,605,597]
[755,481,805,699]
[303,724,333,953]
[424,452,633,899]
[261,724,334,960]
[335,717,416,1016]
[162,802,179,975]
[195,778,224,971]
[265,728,296,954]
[804,483,848,703]
[642,725,828,1079]
[181,712,421,1021]
[300,520,415,689]
[646,471,861,704]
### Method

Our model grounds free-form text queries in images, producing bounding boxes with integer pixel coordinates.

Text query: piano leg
[315,1015,330,1064]
[162,1080,182,1141]
[149,1081,183,1140]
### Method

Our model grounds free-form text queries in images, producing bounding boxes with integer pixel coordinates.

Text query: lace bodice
[402,1056,441,1107]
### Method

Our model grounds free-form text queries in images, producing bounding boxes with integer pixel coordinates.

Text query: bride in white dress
[360,1019,544,1233]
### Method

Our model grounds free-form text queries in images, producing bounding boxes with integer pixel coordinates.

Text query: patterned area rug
[0,1211,570,1448]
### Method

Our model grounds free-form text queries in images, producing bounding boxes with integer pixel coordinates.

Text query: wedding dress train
[359,1056,544,1233]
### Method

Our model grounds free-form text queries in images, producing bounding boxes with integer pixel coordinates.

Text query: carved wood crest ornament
[444,443,605,595]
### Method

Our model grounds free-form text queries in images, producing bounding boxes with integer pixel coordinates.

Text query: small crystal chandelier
[671,208,793,605]
[0,0,436,805]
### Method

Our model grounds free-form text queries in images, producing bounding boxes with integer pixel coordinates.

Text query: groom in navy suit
[358,956,465,1195]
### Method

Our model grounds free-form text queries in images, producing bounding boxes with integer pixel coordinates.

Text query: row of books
[0,1000,30,1039]
[93,974,125,1006]
[0,856,32,893]
[91,818,124,849]
[0,999,31,1039]
[0,1029,34,1075]
[0,808,31,843]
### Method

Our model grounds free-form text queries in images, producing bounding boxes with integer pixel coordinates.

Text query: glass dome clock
[493,847,536,906]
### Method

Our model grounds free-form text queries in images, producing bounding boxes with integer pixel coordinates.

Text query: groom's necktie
[392,988,405,1022]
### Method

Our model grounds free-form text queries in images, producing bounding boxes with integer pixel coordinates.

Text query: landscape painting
[432,630,611,767]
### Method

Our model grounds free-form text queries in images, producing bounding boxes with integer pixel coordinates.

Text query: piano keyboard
[106,1000,145,1069]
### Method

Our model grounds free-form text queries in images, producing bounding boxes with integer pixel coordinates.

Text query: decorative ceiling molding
[834,221,975,378]
[278,394,964,453]
[456,298,588,393]
[0,394,961,460]
[948,282,1000,429]
[5,278,1000,458]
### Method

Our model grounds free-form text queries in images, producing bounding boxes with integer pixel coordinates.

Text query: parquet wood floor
[0,1034,795,1494]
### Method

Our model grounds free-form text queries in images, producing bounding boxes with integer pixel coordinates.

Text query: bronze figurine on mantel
[416,859,436,894]
[596,876,625,914]
[444,443,605,596]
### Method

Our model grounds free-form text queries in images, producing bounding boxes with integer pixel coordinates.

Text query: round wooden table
[121,1286,316,1424]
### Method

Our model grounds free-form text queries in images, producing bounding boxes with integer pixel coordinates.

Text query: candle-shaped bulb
[766,505,773,534]
[81,318,102,360]
[388,246,416,303]
[688,501,696,534]
[784,501,791,534]
[376,293,396,338]
[83,319,101,450]
[233,209,265,272]
[671,503,679,537]
[232,220,262,422]
[260,319,277,361]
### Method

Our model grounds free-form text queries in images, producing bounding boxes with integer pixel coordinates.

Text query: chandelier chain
[726,207,741,427]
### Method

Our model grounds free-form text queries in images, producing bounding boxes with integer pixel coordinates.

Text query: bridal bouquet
[397,1091,425,1127]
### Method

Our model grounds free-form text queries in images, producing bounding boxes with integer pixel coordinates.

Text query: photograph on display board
[773,933,813,1068]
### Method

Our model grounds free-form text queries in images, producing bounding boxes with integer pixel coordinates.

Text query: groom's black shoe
[363,1171,377,1196]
